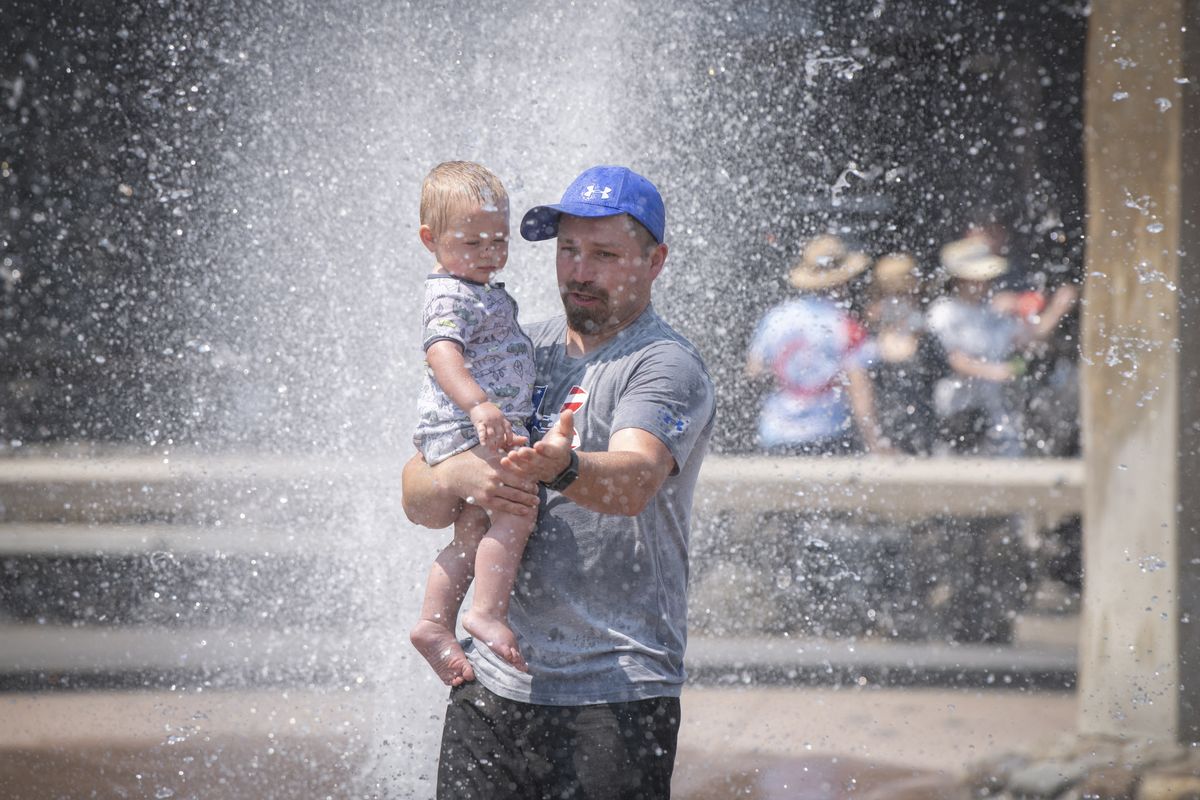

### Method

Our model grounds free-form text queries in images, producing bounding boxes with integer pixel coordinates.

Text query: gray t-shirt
[465,305,716,705]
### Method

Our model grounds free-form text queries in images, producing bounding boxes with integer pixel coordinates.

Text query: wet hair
[420,161,508,238]
[621,214,660,255]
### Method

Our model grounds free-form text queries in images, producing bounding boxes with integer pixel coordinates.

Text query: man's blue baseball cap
[520,165,666,244]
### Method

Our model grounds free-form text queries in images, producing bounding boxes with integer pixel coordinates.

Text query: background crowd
[747,227,1080,459]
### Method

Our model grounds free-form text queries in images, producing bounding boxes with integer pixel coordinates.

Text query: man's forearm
[560,450,666,517]
[846,367,882,451]
[947,350,1013,382]
[506,412,673,517]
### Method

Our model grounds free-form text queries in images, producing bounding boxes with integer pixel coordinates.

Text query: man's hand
[469,401,514,452]
[445,445,539,516]
[402,448,539,528]
[505,411,676,516]
[503,409,575,483]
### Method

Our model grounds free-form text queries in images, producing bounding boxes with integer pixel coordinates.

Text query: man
[402,165,715,799]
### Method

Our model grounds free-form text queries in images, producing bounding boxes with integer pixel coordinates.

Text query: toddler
[408,161,535,685]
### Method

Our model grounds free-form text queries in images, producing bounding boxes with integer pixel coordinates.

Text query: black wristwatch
[543,449,580,492]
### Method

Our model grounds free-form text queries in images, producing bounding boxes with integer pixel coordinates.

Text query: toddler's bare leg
[410,505,489,686]
[462,510,536,672]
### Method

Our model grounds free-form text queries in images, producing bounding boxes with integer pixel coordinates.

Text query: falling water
[187,2,717,794]
[2,1,1093,795]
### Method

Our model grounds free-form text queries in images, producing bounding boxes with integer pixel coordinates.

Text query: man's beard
[561,281,611,333]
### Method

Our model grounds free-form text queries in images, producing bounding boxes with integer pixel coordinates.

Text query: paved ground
[1,682,1076,799]
[674,685,1077,798]
[0,604,1080,798]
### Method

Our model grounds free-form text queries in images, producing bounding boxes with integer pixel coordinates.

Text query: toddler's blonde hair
[420,161,509,238]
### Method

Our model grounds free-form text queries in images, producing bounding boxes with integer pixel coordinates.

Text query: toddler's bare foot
[463,610,528,673]
[410,619,475,686]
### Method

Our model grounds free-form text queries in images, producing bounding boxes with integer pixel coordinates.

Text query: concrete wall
[1079,0,1198,742]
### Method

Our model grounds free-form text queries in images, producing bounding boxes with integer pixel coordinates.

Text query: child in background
[865,253,943,454]
[408,161,535,685]
[746,234,887,454]
[927,238,1077,456]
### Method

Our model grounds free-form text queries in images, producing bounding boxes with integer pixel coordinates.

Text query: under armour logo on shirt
[582,185,612,201]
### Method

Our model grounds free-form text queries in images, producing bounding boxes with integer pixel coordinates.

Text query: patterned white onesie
[413,274,534,465]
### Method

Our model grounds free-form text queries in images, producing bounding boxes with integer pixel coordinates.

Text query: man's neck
[564,327,615,358]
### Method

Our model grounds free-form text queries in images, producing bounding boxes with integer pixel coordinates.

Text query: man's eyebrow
[559,237,623,249]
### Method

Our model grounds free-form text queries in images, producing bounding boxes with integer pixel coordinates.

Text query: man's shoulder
[926,297,963,331]
[624,312,713,385]
[617,309,689,349]
[525,315,565,346]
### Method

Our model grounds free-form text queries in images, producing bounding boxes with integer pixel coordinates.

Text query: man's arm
[1028,284,1079,340]
[401,449,539,528]
[745,353,767,378]
[502,410,675,517]
[946,349,1016,382]
[845,365,889,453]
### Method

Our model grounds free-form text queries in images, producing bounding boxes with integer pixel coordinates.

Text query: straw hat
[872,253,919,294]
[939,236,1008,281]
[789,234,871,291]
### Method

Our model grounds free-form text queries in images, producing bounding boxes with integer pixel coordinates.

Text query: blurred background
[0,0,1132,797]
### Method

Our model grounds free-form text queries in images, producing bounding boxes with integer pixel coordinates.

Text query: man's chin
[564,305,609,334]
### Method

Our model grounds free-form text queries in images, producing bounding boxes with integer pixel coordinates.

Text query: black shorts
[436,681,680,799]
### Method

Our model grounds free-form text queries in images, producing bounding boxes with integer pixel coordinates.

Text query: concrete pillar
[1078,0,1200,742]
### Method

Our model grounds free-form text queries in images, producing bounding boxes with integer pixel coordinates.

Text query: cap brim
[520,202,629,241]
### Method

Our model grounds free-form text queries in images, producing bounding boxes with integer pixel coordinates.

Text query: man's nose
[567,254,597,281]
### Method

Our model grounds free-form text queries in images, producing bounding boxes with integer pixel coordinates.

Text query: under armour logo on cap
[581,185,612,201]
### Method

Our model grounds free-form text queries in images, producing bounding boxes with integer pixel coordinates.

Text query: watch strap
[544,449,580,492]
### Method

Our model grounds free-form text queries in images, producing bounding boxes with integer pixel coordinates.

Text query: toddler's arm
[946,349,1018,382]
[426,340,513,451]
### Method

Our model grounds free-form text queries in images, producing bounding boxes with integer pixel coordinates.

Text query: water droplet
[1156,97,1173,112]
[1113,91,1130,101]
[1147,222,1165,233]
[155,788,176,799]
[1138,555,1168,573]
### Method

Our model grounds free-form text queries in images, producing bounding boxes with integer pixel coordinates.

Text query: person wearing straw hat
[926,238,1078,456]
[746,234,887,455]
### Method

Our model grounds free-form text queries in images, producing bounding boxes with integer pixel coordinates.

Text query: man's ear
[648,242,668,280]
[419,224,437,253]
